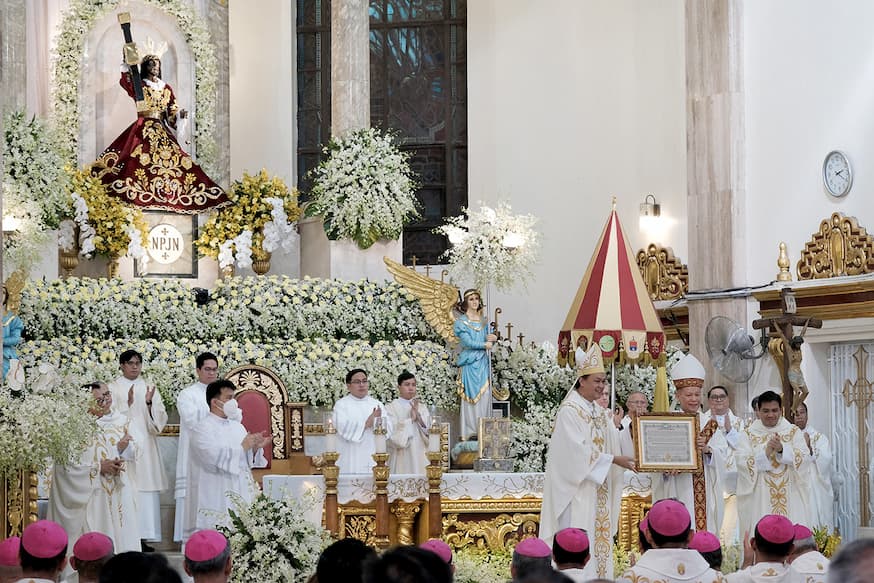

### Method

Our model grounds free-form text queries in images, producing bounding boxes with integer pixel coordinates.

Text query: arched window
[297,0,468,264]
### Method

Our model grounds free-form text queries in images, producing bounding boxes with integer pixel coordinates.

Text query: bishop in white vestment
[108,350,167,542]
[184,380,268,540]
[333,368,392,474]
[385,371,431,474]
[650,355,728,534]
[788,523,828,583]
[173,352,219,541]
[48,382,140,553]
[541,346,632,580]
[794,402,834,530]
[726,514,801,583]
[735,391,810,538]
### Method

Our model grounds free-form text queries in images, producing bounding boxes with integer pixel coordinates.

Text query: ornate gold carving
[225,365,290,458]
[391,502,422,545]
[443,512,540,552]
[159,424,180,437]
[797,212,874,280]
[341,512,378,547]
[440,422,451,471]
[777,242,792,282]
[636,244,689,301]
[440,498,542,514]
[288,404,305,453]
[2,469,37,538]
[618,494,653,552]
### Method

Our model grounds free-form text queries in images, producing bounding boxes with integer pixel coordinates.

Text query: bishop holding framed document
[633,412,703,473]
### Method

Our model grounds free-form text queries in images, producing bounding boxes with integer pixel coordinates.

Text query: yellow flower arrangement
[196,169,301,262]
[68,167,148,258]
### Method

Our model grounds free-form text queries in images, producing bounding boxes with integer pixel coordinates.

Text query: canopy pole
[611,361,616,411]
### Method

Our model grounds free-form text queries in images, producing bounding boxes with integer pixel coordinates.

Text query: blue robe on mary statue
[3,313,23,381]
[454,314,492,440]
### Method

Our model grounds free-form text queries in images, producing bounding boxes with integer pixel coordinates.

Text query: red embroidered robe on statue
[90,72,228,214]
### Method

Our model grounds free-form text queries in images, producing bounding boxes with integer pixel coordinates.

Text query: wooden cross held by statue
[117,13,146,109]
[751,288,822,422]
[843,346,874,527]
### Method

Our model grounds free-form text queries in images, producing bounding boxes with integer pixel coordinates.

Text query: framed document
[134,212,199,278]
[633,412,702,472]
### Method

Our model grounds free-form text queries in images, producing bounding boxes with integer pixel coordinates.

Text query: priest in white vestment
[617,499,725,583]
[540,345,634,580]
[794,402,834,530]
[726,514,801,583]
[702,384,742,542]
[108,349,167,544]
[735,390,810,538]
[49,382,140,553]
[173,352,220,542]
[333,368,393,474]
[650,354,729,535]
[788,523,828,583]
[385,371,430,474]
[184,379,269,540]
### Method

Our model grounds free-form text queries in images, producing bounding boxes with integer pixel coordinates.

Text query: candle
[374,431,387,454]
[324,415,337,453]
[429,431,440,454]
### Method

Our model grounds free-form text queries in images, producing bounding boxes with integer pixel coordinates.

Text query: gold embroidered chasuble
[735,418,810,538]
[541,390,624,579]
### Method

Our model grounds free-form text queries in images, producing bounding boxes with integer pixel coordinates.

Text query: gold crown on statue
[577,344,605,377]
[140,36,168,60]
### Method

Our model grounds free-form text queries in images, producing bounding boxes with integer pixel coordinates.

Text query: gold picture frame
[633,412,702,472]
[478,417,512,459]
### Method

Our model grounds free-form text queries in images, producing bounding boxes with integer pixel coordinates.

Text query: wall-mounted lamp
[639,194,661,232]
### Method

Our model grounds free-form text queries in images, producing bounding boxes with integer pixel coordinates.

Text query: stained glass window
[296,0,467,265]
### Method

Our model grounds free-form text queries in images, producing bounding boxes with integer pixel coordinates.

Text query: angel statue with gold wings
[385,258,504,441]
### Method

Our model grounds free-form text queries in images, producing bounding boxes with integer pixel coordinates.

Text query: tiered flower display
[306,127,419,249]
[196,170,301,270]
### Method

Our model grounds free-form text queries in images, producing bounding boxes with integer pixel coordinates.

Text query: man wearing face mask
[183,379,269,541]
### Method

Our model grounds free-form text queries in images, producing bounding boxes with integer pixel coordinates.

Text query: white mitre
[671,353,706,389]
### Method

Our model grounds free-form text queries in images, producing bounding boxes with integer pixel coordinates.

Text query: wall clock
[823,150,852,197]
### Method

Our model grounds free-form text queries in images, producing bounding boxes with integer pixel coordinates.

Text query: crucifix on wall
[752,288,822,421]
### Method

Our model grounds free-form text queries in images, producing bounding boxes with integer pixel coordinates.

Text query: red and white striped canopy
[557,207,666,367]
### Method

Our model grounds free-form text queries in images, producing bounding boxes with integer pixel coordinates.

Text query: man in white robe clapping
[386,371,430,474]
[333,368,392,474]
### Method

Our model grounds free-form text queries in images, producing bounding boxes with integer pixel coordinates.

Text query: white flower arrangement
[0,382,96,477]
[306,127,419,249]
[608,344,684,407]
[218,491,330,583]
[19,336,459,411]
[52,0,219,176]
[70,193,96,256]
[453,547,512,583]
[438,202,541,292]
[262,197,298,254]
[2,111,72,276]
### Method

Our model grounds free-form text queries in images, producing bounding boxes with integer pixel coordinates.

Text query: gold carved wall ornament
[225,365,290,458]
[443,512,540,552]
[636,244,689,301]
[797,212,874,280]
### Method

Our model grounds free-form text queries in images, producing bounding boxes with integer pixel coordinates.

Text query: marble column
[685,0,749,412]
[331,0,369,137]
[205,0,231,187]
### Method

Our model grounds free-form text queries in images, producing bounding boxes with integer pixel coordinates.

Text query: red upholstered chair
[236,389,273,468]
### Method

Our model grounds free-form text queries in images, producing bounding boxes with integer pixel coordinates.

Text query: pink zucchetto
[756,515,794,544]
[184,530,229,562]
[639,517,649,532]
[689,531,721,553]
[419,539,452,564]
[514,537,551,558]
[0,537,20,566]
[793,523,814,541]
[21,520,67,559]
[73,532,114,561]
[554,528,589,553]
[647,499,691,537]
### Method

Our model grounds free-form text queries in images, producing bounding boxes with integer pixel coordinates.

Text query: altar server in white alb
[735,390,810,537]
[108,349,167,547]
[49,382,140,553]
[617,499,725,583]
[701,384,742,542]
[651,353,729,535]
[794,401,835,530]
[385,370,431,474]
[173,351,220,542]
[333,368,393,474]
[184,379,269,539]
[540,345,635,580]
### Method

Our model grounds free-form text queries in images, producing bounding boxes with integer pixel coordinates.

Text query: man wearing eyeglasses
[173,352,220,542]
[49,382,140,553]
[702,384,741,543]
[333,368,393,474]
